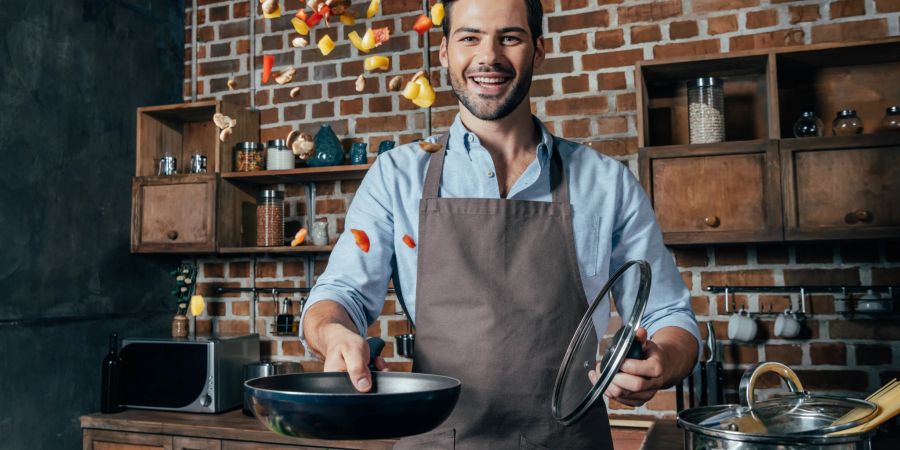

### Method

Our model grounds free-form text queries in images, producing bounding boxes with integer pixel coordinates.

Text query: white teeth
[472,77,507,85]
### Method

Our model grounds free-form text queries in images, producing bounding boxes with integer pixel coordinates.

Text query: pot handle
[739,362,805,409]
[367,337,386,372]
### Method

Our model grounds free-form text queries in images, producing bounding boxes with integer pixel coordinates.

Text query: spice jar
[792,111,824,138]
[256,190,284,247]
[832,109,863,136]
[881,106,900,132]
[235,142,264,172]
[687,77,725,144]
[266,139,295,171]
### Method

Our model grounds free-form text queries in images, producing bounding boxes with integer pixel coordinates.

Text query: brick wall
[183,0,900,418]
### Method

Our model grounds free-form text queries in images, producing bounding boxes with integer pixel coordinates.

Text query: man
[301,0,700,447]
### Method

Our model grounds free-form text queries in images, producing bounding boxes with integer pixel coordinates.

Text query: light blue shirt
[302,114,700,351]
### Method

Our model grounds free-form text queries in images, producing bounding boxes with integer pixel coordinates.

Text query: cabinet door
[131,175,217,253]
[84,429,173,450]
[782,135,900,240]
[221,441,322,450]
[173,437,221,450]
[639,141,783,244]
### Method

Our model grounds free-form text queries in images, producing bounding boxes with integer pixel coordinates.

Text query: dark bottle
[100,332,124,413]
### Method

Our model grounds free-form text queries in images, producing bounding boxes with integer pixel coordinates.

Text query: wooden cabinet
[639,141,782,244]
[782,135,900,240]
[84,429,173,450]
[131,175,216,253]
[173,437,221,450]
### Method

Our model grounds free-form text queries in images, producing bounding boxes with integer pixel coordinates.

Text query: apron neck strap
[421,133,568,203]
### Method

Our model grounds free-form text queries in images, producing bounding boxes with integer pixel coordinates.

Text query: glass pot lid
[552,260,651,426]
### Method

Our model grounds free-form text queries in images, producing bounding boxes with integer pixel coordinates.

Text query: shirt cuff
[298,289,369,355]
[645,314,704,365]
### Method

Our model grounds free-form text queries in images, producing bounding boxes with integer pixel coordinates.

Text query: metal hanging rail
[705,285,897,315]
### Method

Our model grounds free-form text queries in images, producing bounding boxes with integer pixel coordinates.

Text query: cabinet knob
[167,230,179,241]
[854,210,873,223]
[704,216,720,228]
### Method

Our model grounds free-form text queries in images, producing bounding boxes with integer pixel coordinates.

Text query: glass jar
[256,190,284,247]
[881,106,900,132]
[266,139,295,171]
[687,77,725,144]
[235,141,264,172]
[311,220,329,246]
[792,111,824,138]
[349,142,368,165]
[832,109,863,136]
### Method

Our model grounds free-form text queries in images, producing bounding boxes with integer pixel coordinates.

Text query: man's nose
[474,37,502,66]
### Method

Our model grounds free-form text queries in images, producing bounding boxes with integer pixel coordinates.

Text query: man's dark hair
[440,0,544,45]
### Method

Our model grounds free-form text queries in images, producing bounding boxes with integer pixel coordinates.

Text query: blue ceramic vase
[308,124,344,167]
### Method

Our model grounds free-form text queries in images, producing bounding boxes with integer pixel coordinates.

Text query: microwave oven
[120,334,259,413]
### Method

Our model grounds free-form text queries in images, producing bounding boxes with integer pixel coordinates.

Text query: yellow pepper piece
[364,55,390,71]
[412,75,435,108]
[431,2,445,26]
[189,295,205,317]
[290,17,309,35]
[339,14,355,26]
[367,0,380,19]
[348,30,370,53]
[263,3,281,19]
[361,28,376,51]
[318,34,335,56]
[401,79,420,100]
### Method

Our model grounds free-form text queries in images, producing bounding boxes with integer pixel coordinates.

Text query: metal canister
[243,361,303,416]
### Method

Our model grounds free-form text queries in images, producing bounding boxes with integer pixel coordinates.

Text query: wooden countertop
[81,408,397,450]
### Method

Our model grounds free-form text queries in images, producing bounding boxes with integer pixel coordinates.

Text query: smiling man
[301,0,700,448]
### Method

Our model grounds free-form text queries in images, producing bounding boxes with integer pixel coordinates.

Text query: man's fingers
[374,356,390,371]
[610,372,656,394]
[343,342,373,392]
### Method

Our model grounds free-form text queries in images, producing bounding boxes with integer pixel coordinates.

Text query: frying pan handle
[625,338,644,360]
[366,337,386,371]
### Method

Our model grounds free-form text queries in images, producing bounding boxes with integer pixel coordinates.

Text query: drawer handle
[167,230,179,241]
[854,210,872,223]
[704,216,720,228]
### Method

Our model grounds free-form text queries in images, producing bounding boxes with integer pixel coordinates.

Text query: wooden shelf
[218,245,335,254]
[222,164,372,184]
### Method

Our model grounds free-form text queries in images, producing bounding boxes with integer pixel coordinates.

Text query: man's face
[439,0,545,121]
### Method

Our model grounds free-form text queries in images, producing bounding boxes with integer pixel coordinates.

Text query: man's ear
[439,36,449,68]
[533,35,545,69]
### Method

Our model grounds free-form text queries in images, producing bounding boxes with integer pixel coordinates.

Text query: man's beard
[448,61,534,121]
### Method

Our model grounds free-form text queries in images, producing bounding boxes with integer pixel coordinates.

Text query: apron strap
[548,138,568,205]
[422,134,450,200]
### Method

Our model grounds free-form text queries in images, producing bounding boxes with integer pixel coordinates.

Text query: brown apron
[397,134,613,449]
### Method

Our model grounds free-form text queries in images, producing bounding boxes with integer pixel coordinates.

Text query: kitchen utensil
[829,378,900,436]
[856,289,892,312]
[704,321,723,407]
[157,153,177,176]
[189,154,207,173]
[552,260,650,426]
[242,360,303,416]
[727,307,757,342]
[678,362,878,449]
[774,309,801,338]
[244,337,461,440]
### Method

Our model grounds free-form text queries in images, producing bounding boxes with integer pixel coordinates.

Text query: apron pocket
[519,435,552,450]
[574,212,600,278]
[393,429,455,450]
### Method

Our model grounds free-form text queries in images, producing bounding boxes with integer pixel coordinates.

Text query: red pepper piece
[402,234,416,249]
[373,27,391,45]
[412,14,432,35]
[261,55,274,83]
[306,8,326,27]
[351,229,370,253]
[295,9,308,21]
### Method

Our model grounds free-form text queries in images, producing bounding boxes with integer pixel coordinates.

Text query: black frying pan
[244,337,461,440]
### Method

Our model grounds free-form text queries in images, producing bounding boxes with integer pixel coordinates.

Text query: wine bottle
[100,332,124,413]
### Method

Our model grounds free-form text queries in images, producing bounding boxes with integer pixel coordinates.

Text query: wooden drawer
[782,134,900,240]
[84,429,173,450]
[131,175,217,253]
[639,140,783,244]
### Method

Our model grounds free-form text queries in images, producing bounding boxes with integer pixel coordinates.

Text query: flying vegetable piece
[431,2,445,26]
[295,9,308,21]
[366,0,380,18]
[355,74,366,92]
[412,74,436,108]
[339,13,355,25]
[290,86,301,98]
[213,113,237,129]
[401,78,420,99]
[348,31,369,53]
[290,228,308,247]
[413,14,432,35]
[418,141,442,153]
[290,17,310,35]
[262,55,275,83]
[275,67,296,85]
[262,0,282,18]
[291,37,309,48]
[364,55,390,71]
[360,28,376,51]
[318,34,335,56]
[189,295,205,317]
[227,78,237,90]
[306,10,325,27]
[373,27,391,46]
[351,229,371,253]
[402,234,416,249]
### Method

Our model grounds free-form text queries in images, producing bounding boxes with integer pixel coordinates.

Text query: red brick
[691,296,710,315]
[206,301,226,317]
[598,72,627,90]
[342,179,362,194]
[653,39,720,59]
[669,20,698,40]
[196,281,241,298]
[840,241,881,263]
[356,115,408,133]
[312,102,334,119]
[731,29,805,51]
[617,1,682,24]
[876,0,900,12]
[316,199,346,214]
[559,34,588,52]
[631,25,662,44]
[203,262,224,278]
[715,294,750,315]
[219,21,248,39]
[595,29,625,50]
[674,248,709,267]
[701,270,775,287]
[337,98,361,116]
[722,343,758,364]
[560,0,588,10]
[809,295,835,315]
[765,344,802,365]
[783,268,859,286]
[562,119,592,138]
[257,262,278,279]
[714,246,748,265]
[233,2,249,18]
[231,301,249,317]
[746,9,779,29]
[535,56,574,75]
[399,53,423,71]
[219,320,250,335]
[583,49,644,70]
[758,295,792,313]
[562,75,589,94]
[546,96,609,116]
[812,19,888,43]
[694,0,760,14]
[261,34,283,51]
[645,391,678,411]
[756,244,789,264]
[810,343,847,365]
[794,369,869,391]
[598,116,628,134]
[388,319,412,336]
[236,39,250,54]
[708,15,739,35]
[856,344,893,365]
[616,93,636,112]
[530,78,554,98]
[198,59,239,76]
[789,4,821,23]
[283,261,305,277]
[830,0,866,18]
[872,268,900,284]
[681,271,693,291]
[795,242,834,263]
[282,340,305,356]
[831,320,900,340]
[229,262,249,278]
[547,10,610,33]
[584,137,638,157]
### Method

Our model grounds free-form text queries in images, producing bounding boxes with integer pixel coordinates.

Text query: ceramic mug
[727,308,757,342]
[774,309,801,338]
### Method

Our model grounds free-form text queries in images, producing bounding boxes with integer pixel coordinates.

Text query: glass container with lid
[235,141,264,172]
[256,189,284,247]
[793,111,824,138]
[688,77,725,144]
[832,110,864,136]
[881,106,900,132]
[266,139,295,171]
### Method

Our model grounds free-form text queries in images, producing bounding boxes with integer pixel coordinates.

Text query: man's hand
[303,301,388,393]
[590,326,698,407]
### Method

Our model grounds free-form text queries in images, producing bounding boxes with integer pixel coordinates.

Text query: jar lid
[235,141,262,150]
[688,77,723,88]
[258,189,285,200]
[837,109,857,118]
[887,106,899,114]
[800,111,818,118]
[267,139,288,148]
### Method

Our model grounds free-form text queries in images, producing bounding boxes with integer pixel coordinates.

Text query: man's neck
[458,99,541,162]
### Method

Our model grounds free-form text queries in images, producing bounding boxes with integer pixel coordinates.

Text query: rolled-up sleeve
[609,167,702,358]
[299,156,396,346]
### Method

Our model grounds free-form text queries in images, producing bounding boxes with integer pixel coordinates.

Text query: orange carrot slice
[402,234,416,249]
[351,229,370,253]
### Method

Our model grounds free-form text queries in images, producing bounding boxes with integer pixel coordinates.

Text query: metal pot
[677,362,877,449]
[243,360,303,416]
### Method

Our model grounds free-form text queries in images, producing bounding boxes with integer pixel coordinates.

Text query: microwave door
[120,342,209,409]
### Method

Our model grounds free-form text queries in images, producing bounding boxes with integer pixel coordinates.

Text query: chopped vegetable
[348,31,369,53]
[402,234,416,249]
[355,74,366,92]
[364,55,390,71]
[290,86,301,98]
[339,13,355,25]
[431,2,445,26]
[275,67,296,85]
[189,295,205,317]
[388,75,403,91]
[413,14,432,35]
[227,78,237,90]
[261,55,274,83]
[306,10,324,27]
[262,2,281,19]
[213,113,237,129]
[317,35,335,56]
[290,17,310,35]
[418,141,442,153]
[351,229,370,253]
[373,27,391,45]
[401,78,420,99]
[219,127,233,142]
[412,74,436,108]
[291,37,309,48]
[361,28,376,51]
[290,228,308,247]
[366,0,380,18]
[295,9,308,21]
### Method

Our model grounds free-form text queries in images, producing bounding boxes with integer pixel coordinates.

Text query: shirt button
[486,170,495,178]
[467,135,476,143]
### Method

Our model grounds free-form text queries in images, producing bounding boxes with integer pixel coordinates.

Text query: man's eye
[460,36,477,43]
[501,36,521,44]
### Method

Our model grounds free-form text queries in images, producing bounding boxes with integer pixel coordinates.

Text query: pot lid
[551,260,651,426]
[678,362,877,437]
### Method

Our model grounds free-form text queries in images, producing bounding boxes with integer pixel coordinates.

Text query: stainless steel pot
[243,360,303,415]
[677,362,877,449]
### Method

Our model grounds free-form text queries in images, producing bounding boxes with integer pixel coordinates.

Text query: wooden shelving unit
[218,245,335,254]
[222,164,371,184]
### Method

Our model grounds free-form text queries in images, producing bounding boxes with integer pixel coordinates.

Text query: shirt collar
[448,113,555,167]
